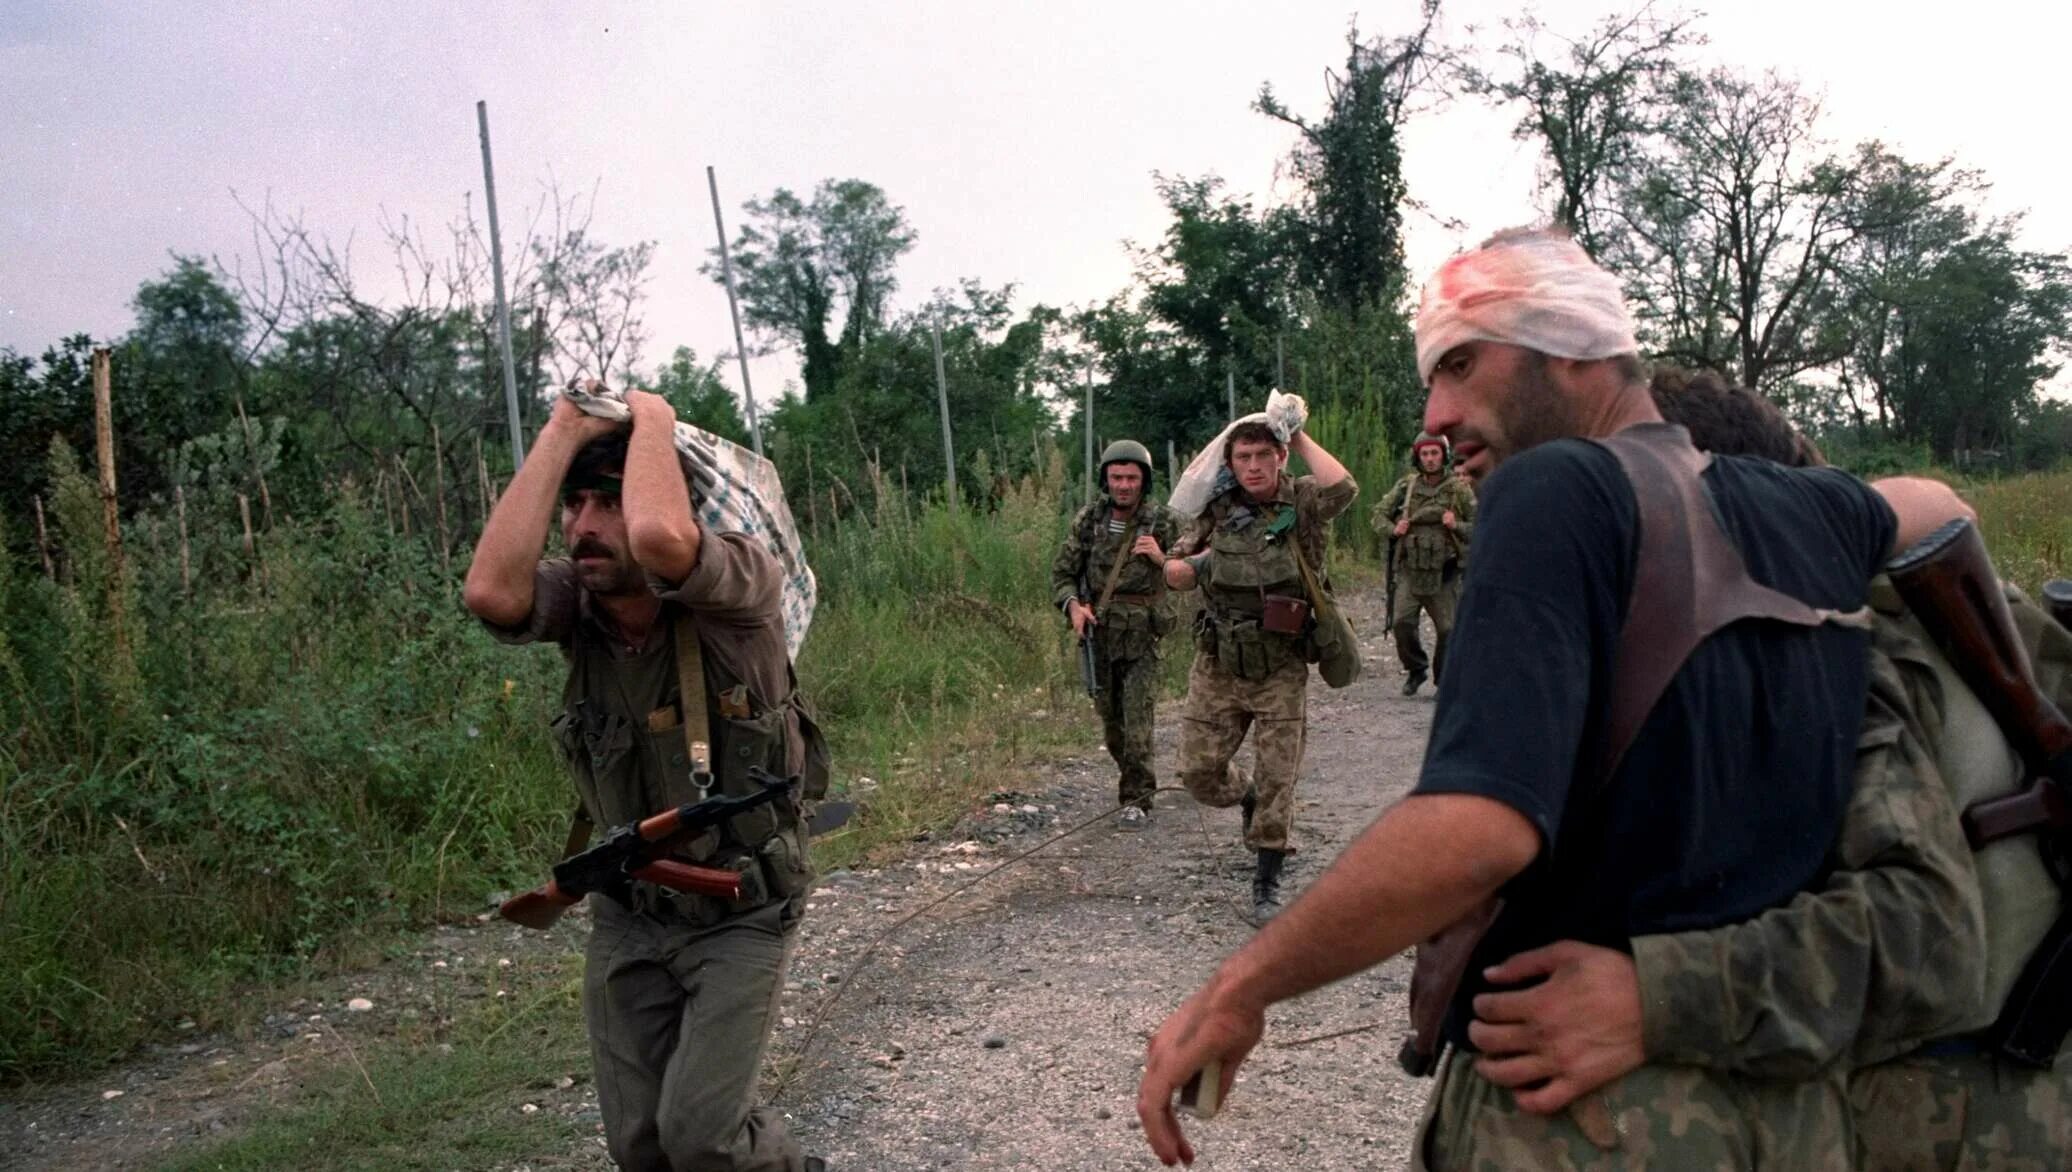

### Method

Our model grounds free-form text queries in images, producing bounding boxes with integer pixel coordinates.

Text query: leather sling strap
[1289,530,1345,634]
[555,610,713,861]
[673,612,712,781]
[1095,508,1146,613]
[1400,423,1871,1076]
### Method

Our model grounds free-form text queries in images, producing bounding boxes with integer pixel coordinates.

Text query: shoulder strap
[672,611,713,779]
[1095,509,1145,611]
[1594,424,1870,783]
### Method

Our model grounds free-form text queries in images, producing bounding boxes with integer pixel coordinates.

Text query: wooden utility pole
[1226,363,1236,422]
[1167,439,1178,489]
[931,313,957,506]
[707,165,764,456]
[477,100,527,471]
[1083,357,1095,506]
[31,495,53,579]
[174,484,192,599]
[91,346,129,656]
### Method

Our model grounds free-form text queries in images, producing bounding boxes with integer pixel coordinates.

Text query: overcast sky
[6,0,2068,407]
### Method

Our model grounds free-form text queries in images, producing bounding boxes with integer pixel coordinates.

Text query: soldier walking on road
[1375,434,1475,695]
[1053,440,1182,829]
[1163,423,1356,924]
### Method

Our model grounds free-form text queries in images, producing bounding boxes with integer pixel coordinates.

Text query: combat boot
[1402,666,1428,696]
[1251,847,1287,925]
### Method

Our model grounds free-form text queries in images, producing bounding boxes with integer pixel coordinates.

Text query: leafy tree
[1462,4,1699,256]
[711,180,917,401]
[1255,7,1440,315]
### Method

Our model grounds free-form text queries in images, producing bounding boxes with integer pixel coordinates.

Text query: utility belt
[1102,592,1159,608]
[1196,604,1308,681]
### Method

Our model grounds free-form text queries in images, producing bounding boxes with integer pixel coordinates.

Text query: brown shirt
[486,532,801,823]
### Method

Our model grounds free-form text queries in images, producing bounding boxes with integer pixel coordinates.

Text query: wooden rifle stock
[1886,519,2072,847]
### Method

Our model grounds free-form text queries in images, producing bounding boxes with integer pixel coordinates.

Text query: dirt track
[3,588,1442,1170]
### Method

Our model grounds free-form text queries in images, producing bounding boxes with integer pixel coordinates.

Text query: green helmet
[1098,439,1155,485]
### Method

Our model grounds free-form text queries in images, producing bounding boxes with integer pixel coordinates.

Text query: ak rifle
[500,771,797,931]
[1887,518,2072,1066]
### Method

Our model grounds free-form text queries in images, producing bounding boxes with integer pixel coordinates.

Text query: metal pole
[1226,363,1236,422]
[1166,438,1177,489]
[931,313,956,506]
[477,100,526,471]
[706,166,764,456]
[1084,357,1095,506]
[1277,332,1286,390]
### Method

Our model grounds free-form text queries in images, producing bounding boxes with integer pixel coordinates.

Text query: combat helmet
[1098,439,1155,484]
[1410,432,1450,465]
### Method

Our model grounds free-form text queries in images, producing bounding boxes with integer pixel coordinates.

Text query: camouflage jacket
[1633,583,2072,1075]
[1374,472,1475,594]
[1050,498,1182,653]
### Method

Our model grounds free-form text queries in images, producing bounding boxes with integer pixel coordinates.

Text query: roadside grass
[1962,467,2071,595]
[1,448,1200,1084]
[154,959,591,1172]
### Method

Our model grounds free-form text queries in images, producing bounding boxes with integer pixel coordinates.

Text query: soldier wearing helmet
[1373,432,1476,695]
[1051,439,1182,827]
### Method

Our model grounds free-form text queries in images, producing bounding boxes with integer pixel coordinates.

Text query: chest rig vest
[1199,493,1312,681]
[550,609,812,921]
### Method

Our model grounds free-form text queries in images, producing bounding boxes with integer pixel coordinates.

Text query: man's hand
[1137,979,1265,1167]
[545,393,624,447]
[1442,510,1457,530]
[1467,940,1645,1115]
[1067,599,1096,638]
[626,388,677,425]
[1393,517,1411,538]
[1132,534,1165,561]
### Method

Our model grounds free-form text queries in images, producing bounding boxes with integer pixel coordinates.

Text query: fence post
[91,346,129,659]
[31,494,53,580]
[932,313,957,507]
[174,483,192,599]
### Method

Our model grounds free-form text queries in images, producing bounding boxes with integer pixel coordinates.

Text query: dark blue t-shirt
[1409,436,1897,1041]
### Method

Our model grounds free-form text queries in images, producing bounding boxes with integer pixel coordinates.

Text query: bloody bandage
[1414,231,1638,384]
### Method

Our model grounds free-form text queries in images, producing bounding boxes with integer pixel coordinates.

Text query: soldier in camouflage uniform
[1374,434,1476,695]
[1459,369,2072,1171]
[1162,422,1357,923]
[1052,439,1182,828]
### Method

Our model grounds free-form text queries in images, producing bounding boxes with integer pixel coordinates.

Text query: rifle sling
[1401,423,1871,1075]
[1094,509,1146,614]
[553,611,714,865]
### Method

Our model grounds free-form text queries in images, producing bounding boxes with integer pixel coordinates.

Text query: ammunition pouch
[1206,613,1300,682]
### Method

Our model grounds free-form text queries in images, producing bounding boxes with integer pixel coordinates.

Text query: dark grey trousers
[583,895,804,1172]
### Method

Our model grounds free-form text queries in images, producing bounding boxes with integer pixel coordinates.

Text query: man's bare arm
[1136,794,1537,1166]
[463,398,618,626]
[1873,475,1976,555]
[621,390,701,584]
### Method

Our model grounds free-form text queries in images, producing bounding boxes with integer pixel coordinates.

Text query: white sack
[1167,390,1309,519]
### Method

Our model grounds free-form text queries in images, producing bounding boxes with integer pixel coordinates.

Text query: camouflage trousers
[1392,576,1460,682]
[1411,1047,1853,1171]
[1090,641,1159,811]
[1175,652,1307,850]
[1850,1049,2072,1170]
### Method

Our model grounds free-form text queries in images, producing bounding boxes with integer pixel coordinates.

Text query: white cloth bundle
[1167,390,1308,519]
[1413,230,1637,383]
[564,384,817,660]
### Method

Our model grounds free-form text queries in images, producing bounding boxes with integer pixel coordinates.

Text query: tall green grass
[0,442,1106,1083]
